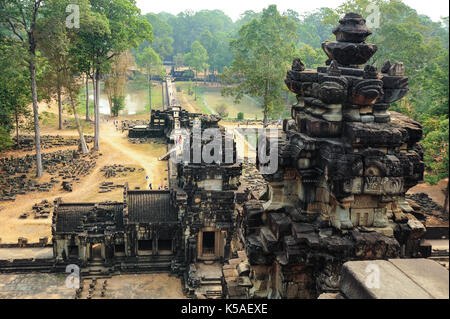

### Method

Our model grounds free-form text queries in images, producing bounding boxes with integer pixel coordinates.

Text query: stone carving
[233,12,429,299]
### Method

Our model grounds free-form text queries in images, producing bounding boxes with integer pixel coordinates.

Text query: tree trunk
[263,79,269,127]
[148,72,152,110]
[194,71,197,101]
[161,78,164,111]
[93,68,100,151]
[57,83,62,130]
[15,110,19,148]
[92,76,96,112]
[444,178,449,216]
[30,60,43,177]
[85,74,90,122]
[70,98,88,154]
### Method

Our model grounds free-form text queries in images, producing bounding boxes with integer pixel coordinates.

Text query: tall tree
[104,51,135,117]
[74,0,152,151]
[184,41,208,100]
[136,47,164,112]
[422,118,449,214]
[0,0,45,177]
[221,5,297,126]
[173,53,184,70]
[0,38,32,149]
[37,0,73,131]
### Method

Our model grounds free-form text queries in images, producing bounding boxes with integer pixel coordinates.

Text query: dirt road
[0,120,167,243]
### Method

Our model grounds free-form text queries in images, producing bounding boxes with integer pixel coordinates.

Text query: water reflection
[88,83,149,115]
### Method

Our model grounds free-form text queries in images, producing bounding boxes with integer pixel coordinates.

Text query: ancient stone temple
[39,13,438,299]
[238,13,427,298]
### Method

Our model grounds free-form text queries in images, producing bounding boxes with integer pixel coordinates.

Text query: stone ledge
[340,259,448,299]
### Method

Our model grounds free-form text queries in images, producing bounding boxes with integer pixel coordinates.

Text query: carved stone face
[350,79,384,105]
[319,81,347,104]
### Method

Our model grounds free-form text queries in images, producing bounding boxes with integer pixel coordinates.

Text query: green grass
[200,87,263,120]
[40,111,58,127]
[133,81,164,115]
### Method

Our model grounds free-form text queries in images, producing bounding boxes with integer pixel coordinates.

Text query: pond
[88,82,158,116]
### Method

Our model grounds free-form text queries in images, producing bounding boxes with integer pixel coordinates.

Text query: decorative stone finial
[333,12,372,43]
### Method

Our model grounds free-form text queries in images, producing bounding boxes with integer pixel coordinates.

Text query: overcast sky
[136,0,449,22]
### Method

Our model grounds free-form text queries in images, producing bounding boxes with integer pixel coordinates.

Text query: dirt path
[408,178,448,209]
[178,91,199,114]
[0,120,167,243]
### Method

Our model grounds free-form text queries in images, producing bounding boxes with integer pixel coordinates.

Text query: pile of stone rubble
[101,165,142,178]
[0,150,98,201]
[13,135,94,151]
[19,199,51,219]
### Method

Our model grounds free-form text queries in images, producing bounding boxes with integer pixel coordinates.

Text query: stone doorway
[202,232,215,255]
[91,243,103,260]
[138,239,153,256]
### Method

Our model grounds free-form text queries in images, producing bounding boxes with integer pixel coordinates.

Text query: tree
[74,0,152,151]
[167,10,233,56]
[184,41,208,100]
[61,60,89,154]
[221,5,297,126]
[136,47,164,112]
[173,53,184,70]
[38,0,91,153]
[0,39,32,149]
[104,51,135,117]
[422,119,449,214]
[140,13,173,60]
[297,44,327,69]
[36,0,68,131]
[208,31,233,75]
[0,0,45,177]
[0,127,13,152]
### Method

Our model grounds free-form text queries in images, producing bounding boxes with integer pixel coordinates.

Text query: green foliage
[74,0,153,76]
[0,38,32,137]
[422,119,449,185]
[184,41,209,73]
[237,112,245,120]
[165,10,234,55]
[111,96,126,117]
[140,13,174,60]
[0,127,13,151]
[137,47,164,78]
[297,44,327,69]
[221,5,297,123]
[183,70,195,78]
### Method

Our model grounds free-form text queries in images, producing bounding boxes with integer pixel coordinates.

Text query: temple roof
[127,190,178,223]
[54,202,124,234]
